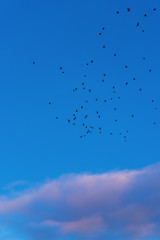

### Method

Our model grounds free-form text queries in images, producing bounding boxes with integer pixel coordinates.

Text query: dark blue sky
[0,0,160,186]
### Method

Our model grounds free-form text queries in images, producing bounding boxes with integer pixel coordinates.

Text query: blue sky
[0,0,160,239]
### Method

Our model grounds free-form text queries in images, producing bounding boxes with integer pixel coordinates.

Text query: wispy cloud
[0,163,160,239]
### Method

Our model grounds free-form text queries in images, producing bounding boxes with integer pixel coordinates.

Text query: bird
[103,45,106,48]
[114,53,117,56]
[99,32,102,36]
[60,66,62,70]
[49,102,51,105]
[153,8,157,11]
[117,11,119,14]
[102,27,105,30]
[125,65,128,68]
[126,82,128,85]
[91,60,93,63]
[144,13,147,17]
[127,8,131,12]
[142,30,144,32]
[68,119,70,123]
[133,78,136,80]
[102,79,104,82]
[136,22,140,27]
[33,61,35,64]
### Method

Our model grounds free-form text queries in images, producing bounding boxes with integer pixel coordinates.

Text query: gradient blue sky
[0,0,160,239]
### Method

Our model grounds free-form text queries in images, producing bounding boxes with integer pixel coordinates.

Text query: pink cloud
[42,215,106,235]
[0,163,160,239]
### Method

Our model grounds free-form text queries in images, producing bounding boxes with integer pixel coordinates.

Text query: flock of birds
[35,7,159,142]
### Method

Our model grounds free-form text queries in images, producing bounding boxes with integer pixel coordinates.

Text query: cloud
[0,163,160,239]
